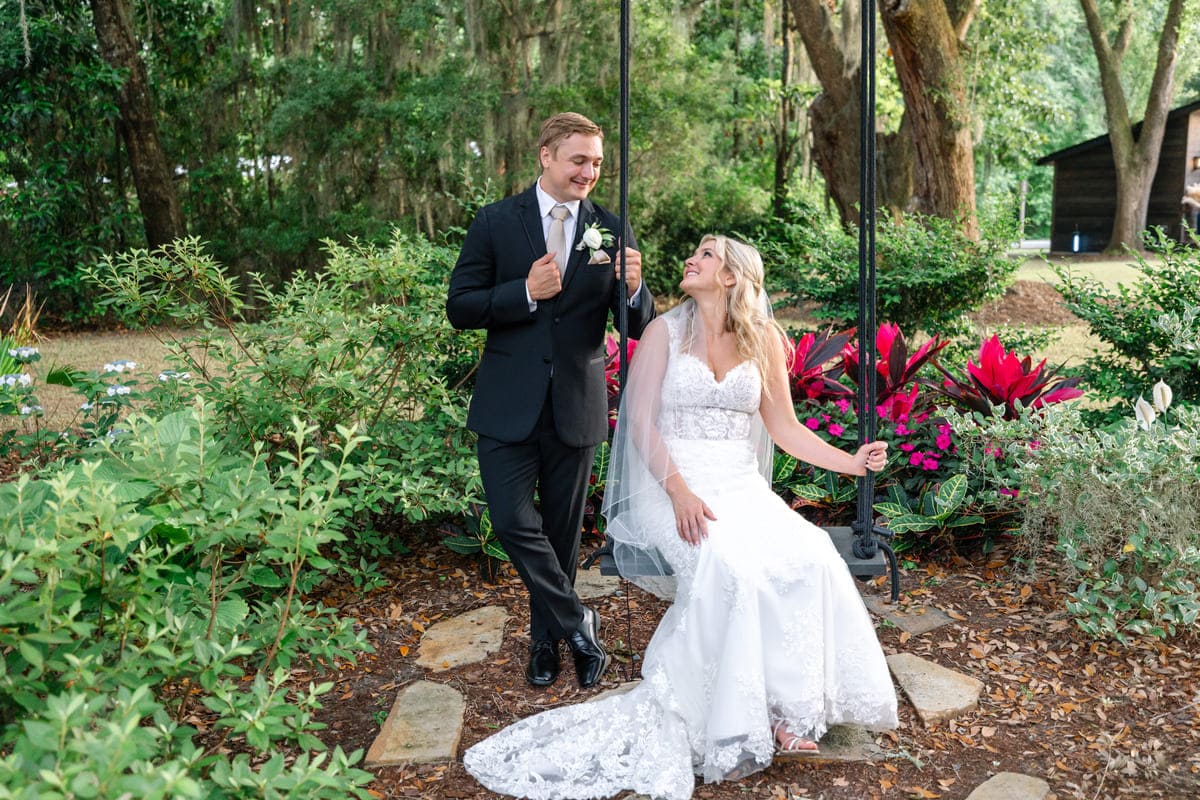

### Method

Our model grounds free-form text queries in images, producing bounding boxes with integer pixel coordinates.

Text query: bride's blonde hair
[701,234,794,397]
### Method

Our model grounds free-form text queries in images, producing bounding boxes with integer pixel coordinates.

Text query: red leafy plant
[841,323,949,422]
[936,334,1083,419]
[604,334,638,429]
[788,327,855,402]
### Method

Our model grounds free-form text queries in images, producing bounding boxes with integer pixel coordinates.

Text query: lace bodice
[658,316,760,441]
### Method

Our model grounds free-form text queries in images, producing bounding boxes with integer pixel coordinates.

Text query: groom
[447,112,656,689]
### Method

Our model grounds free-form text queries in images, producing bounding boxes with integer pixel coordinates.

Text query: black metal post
[617,0,631,391]
[853,0,879,561]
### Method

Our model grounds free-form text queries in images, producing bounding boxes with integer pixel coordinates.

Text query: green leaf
[886,514,936,534]
[791,483,829,502]
[17,640,44,673]
[45,366,86,387]
[933,474,967,518]
[873,502,909,519]
[442,536,482,554]
[249,566,286,587]
[482,541,509,561]
[772,453,798,485]
[214,597,250,630]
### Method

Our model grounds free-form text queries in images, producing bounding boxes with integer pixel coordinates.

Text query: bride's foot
[772,721,819,755]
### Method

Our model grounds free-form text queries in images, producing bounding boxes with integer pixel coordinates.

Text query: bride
[464,235,898,799]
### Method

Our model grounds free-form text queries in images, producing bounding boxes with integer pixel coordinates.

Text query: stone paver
[965,772,1051,800]
[365,681,465,767]
[887,652,984,725]
[812,724,884,762]
[575,566,622,600]
[416,605,508,671]
[864,596,955,635]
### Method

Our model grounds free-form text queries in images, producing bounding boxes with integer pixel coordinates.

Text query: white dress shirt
[527,178,639,311]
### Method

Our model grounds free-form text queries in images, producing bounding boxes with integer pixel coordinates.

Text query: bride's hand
[852,441,889,475]
[666,485,716,546]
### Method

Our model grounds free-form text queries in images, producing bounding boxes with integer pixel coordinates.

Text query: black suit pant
[476,392,594,642]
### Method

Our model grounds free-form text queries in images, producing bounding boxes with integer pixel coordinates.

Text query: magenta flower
[827,423,844,437]
[935,432,952,450]
[805,417,821,430]
[835,398,852,414]
[922,458,939,471]
[900,442,917,452]
[908,451,924,466]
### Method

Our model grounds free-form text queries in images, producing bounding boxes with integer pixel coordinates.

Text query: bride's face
[681,243,734,296]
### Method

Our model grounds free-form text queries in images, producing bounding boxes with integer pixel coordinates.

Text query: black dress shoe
[525,639,561,687]
[567,607,610,689]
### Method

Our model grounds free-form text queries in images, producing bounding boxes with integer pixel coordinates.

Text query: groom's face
[539,133,604,203]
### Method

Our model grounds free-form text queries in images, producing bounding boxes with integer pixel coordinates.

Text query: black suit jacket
[447,185,656,447]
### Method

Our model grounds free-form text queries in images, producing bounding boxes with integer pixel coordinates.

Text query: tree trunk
[90,0,186,248]
[1079,0,1187,252]
[879,0,979,240]
[789,0,914,228]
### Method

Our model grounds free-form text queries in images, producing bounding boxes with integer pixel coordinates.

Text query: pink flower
[805,417,821,430]
[999,487,1020,497]
[935,432,952,450]
[894,423,912,436]
[827,423,844,437]
[908,451,924,466]
[835,398,852,414]
[922,458,939,471]
[1028,440,1040,450]
[900,443,917,452]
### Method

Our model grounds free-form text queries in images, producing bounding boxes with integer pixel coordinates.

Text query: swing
[586,0,900,604]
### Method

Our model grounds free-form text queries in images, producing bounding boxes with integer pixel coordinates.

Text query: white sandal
[772,720,820,756]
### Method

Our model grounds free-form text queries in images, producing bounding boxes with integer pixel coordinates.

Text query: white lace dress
[464,319,898,800]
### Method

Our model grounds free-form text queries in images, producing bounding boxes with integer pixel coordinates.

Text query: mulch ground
[313,527,1200,800]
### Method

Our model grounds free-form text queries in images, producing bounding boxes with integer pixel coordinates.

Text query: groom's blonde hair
[538,113,604,156]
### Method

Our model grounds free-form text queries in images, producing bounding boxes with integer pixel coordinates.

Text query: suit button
[553,317,560,323]
[543,356,552,364]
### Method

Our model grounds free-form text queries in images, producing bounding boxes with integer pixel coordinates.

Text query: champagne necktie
[547,204,570,270]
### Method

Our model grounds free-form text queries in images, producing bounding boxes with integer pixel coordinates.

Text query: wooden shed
[1036,98,1200,253]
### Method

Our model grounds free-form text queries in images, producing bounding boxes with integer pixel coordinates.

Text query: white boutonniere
[576,222,615,264]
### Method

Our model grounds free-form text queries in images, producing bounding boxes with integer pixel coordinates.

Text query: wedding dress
[464,305,898,800]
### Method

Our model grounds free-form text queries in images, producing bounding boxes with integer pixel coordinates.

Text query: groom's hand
[614,244,642,298]
[527,252,563,300]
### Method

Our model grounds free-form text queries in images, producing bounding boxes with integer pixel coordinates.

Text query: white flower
[1152,380,1173,413]
[1133,396,1156,430]
[0,373,32,388]
[81,401,94,411]
[19,405,42,416]
[106,385,131,397]
[103,360,137,374]
[575,222,613,253]
[7,346,39,362]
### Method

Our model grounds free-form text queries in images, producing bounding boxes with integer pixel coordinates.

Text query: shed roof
[1036,97,1200,166]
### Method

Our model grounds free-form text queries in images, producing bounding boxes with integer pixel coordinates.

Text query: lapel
[516,185,543,259]
[560,198,596,295]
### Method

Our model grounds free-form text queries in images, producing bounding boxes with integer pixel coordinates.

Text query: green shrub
[761,207,1020,337]
[1055,231,1200,419]
[0,404,373,795]
[980,397,1200,642]
[83,233,484,526]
